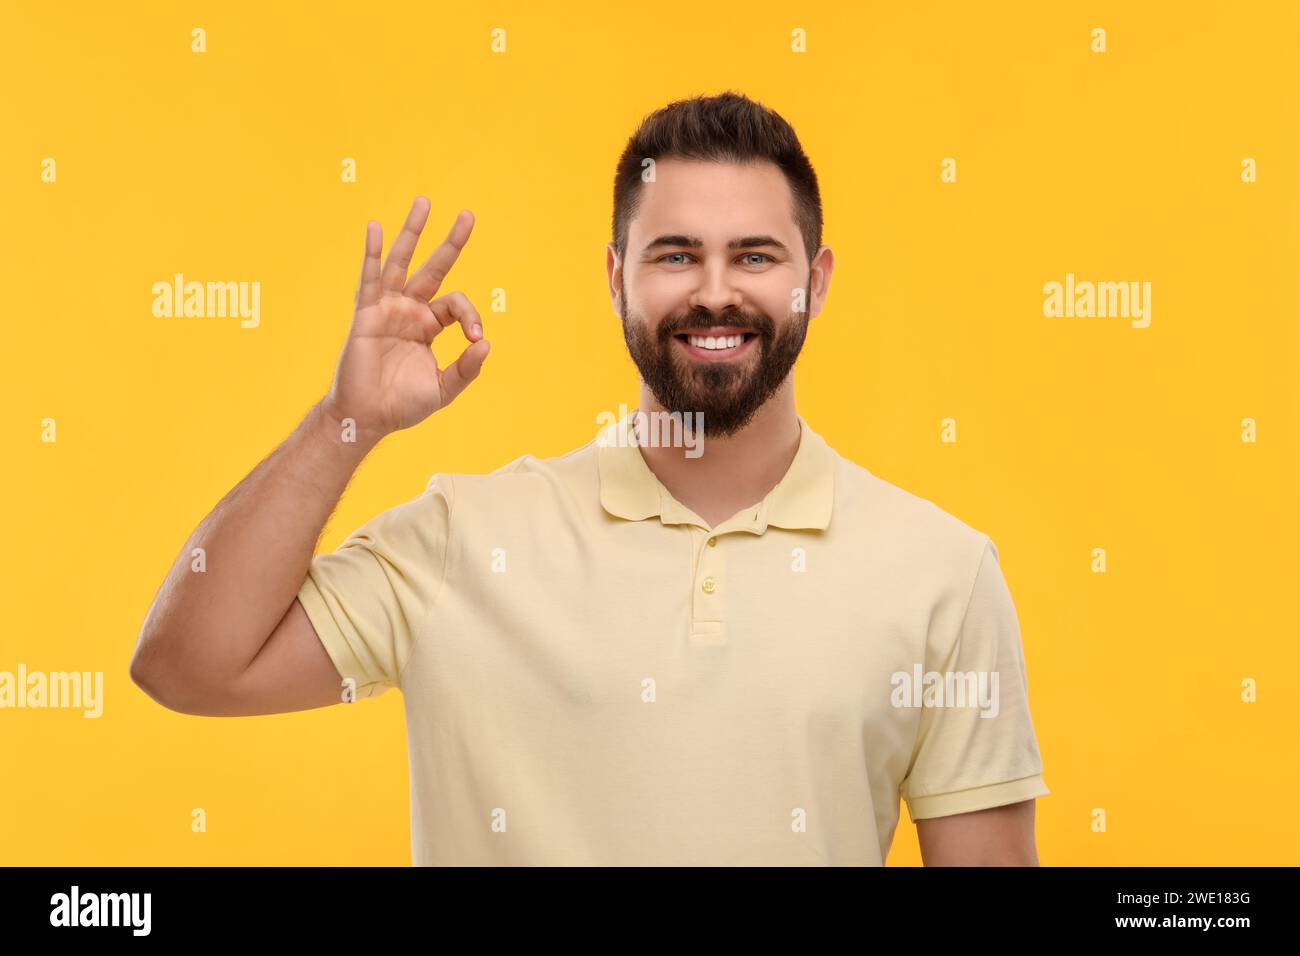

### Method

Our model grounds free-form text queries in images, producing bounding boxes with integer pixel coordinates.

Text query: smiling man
[131,90,1049,866]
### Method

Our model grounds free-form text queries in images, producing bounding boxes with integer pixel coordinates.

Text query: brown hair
[612,90,823,266]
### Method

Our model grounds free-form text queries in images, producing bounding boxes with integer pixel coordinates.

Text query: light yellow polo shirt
[296,411,1048,865]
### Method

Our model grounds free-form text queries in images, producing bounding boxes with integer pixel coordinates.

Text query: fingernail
[472,323,482,337]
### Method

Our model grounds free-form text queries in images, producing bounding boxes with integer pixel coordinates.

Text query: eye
[654,252,775,265]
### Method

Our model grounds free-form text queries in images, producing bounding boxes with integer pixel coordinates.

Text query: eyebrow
[641,234,790,256]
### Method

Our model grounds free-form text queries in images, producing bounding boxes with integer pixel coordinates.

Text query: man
[132,91,1048,866]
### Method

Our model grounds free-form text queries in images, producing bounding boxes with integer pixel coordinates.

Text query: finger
[403,210,474,301]
[355,220,383,310]
[380,196,432,295]
[426,291,484,344]
[438,338,490,407]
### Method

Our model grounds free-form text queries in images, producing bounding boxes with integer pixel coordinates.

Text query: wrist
[309,400,384,460]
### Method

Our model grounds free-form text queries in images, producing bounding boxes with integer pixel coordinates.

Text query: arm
[916,798,1039,866]
[130,196,489,716]
[130,401,375,716]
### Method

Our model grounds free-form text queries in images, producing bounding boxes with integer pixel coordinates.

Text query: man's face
[611,158,822,438]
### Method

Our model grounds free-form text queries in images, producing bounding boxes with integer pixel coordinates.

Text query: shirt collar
[596,410,835,533]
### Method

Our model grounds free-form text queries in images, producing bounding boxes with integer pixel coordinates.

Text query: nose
[687,260,744,315]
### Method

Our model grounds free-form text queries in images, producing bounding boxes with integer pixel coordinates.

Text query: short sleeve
[900,536,1049,821]
[294,474,454,701]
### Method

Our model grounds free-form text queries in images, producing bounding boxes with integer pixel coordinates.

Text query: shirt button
[707,537,717,547]
[701,577,717,594]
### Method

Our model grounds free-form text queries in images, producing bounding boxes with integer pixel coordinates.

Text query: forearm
[132,401,377,697]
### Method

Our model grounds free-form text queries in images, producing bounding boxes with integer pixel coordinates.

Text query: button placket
[691,528,726,642]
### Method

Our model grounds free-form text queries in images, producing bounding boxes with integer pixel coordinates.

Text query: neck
[634,377,801,529]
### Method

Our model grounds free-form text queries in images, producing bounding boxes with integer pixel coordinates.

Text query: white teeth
[687,334,744,350]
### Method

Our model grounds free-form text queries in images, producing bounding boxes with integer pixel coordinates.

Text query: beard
[620,282,810,439]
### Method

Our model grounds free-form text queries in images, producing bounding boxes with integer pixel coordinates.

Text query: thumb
[438,338,490,407]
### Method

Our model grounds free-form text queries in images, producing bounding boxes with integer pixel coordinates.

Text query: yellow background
[1,0,1296,865]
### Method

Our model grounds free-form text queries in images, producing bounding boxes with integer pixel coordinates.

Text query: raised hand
[321,196,489,444]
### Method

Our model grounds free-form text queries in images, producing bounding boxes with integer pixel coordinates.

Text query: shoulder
[821,436,992,580]
[423,435,602,511]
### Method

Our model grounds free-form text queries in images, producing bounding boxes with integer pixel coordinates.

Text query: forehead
[629,157,797,243]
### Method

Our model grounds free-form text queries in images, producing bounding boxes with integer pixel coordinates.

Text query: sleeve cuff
[295,574,389,701]
[904,774,1049,822]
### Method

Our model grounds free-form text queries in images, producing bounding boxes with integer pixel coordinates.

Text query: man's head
[607,91,832,438]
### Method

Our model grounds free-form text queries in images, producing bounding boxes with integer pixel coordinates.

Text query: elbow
[130,633,206,715]
[129,641,178,711]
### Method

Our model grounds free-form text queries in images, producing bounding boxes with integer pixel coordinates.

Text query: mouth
[671,326,759,363]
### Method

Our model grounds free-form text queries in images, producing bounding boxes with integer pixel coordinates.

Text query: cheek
[757,282,801,318]
[633,275,690,315]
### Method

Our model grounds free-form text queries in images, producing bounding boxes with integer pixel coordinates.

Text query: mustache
[657,311,775,338]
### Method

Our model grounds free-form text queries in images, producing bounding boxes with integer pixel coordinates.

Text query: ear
[606,242,624,319]
[807,245,834,320]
